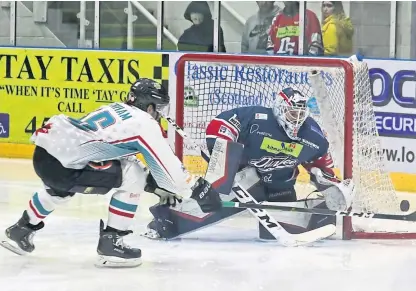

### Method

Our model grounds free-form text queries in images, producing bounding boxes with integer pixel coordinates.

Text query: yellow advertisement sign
[260,137,303,157]
[0,47,169,144]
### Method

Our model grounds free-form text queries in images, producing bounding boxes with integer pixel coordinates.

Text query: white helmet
[272,87,310,140]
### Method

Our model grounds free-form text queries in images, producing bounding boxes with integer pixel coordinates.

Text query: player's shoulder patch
[251,107,274,120]
[228,114,241,131]
[255,113,268,120]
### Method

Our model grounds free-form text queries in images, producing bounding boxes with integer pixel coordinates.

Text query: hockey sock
[107,190,140,231]
[26,188,72,225]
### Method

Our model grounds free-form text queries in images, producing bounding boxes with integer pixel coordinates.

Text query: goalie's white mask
[273,88,310,140]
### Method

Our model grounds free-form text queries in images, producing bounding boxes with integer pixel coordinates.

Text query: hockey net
[174,53,416,240]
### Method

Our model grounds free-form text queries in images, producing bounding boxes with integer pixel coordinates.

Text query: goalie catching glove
[145,174,183,207]
[309,167,355,211]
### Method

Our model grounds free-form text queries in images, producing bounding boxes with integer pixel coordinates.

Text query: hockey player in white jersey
[0,78,215,268]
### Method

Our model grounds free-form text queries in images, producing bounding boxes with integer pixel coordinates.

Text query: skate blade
[0,240,28,256]
[95,255,142,268]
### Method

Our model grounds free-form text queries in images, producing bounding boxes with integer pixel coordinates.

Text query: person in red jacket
[266,1,323,55]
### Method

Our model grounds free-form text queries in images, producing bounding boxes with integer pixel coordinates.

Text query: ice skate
[0,211,44,255]
[141,219,163,240]
[95,220,142,268]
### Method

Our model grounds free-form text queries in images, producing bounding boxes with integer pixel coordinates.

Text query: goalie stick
[221,201,415,222]
[230,184,336,246]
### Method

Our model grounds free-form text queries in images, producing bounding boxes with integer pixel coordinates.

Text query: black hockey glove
[190,177,222,213]
[145,173,183,207]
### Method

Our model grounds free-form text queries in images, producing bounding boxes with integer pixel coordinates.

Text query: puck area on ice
[400,200,410,212]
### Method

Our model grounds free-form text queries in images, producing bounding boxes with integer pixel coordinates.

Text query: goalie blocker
[145,139,352,241]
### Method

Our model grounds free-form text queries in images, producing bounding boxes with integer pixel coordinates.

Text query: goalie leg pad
[259,187,297,240]
[267,187,297,203]
[146,199,246,240]
[144,167,264,240]
[142,138,247,239]
[306,200,337,231]
[205,138,244,196]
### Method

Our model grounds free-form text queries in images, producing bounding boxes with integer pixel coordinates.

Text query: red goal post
[174,53,416,240]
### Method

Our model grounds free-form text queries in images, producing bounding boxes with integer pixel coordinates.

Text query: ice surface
[1,158,416,291]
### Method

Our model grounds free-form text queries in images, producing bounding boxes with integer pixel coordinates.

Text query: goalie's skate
[0,211,44,256]
[140,219,164,240]
[95,220,142,268]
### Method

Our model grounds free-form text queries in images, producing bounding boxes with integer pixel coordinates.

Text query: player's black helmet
[126,78,170,114]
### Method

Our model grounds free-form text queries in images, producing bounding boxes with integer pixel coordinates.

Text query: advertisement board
[0,47,169,145]
[0,48,414,190]
[366,59,416,174]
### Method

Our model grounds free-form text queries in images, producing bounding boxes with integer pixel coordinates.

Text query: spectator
[241,1,281,53]
[266,1,323,55]
[321,1,354,56]
[177,1,226,52]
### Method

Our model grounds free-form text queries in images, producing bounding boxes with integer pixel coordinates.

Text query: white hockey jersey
[31,102,193,194]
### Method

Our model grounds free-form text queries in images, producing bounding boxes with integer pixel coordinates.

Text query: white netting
[179,57,399,217]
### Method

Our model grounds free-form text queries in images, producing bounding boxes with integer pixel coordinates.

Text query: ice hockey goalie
[143,87,354,241]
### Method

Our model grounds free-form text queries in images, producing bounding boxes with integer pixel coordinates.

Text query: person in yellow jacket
[321,1,354,56]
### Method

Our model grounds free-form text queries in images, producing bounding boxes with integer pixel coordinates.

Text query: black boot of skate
[96,220,142,268]
[0,211,44,255]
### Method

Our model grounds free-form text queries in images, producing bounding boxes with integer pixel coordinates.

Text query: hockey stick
[231,184,336,246]
[163,116,210,162]
[164,116,187,138]
[221,200,415,222]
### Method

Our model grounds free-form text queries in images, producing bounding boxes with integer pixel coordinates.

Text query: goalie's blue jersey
[205,106,329,192]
